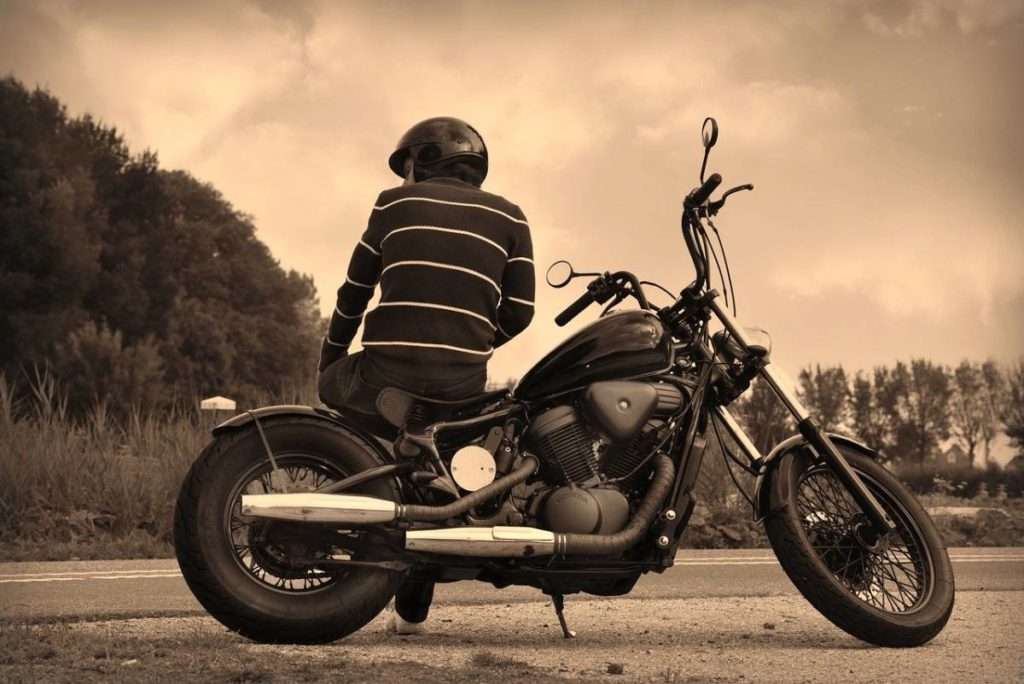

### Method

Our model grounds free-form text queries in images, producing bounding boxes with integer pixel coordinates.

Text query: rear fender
[752,433,879,522]
[212,404,394,467]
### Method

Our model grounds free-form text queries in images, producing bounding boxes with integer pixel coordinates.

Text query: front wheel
[764,445,954,647]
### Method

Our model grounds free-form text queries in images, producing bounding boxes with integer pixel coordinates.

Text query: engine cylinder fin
[526,405,597,484]
[603,420,662,480]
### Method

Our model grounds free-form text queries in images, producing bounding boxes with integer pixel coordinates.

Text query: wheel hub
[248,520,326,580]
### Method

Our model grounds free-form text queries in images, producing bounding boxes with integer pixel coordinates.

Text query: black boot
[392,578,435,633]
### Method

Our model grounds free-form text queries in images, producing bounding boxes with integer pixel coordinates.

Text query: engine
[524,380,683,534]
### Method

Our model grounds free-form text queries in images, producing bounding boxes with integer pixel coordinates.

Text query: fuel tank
[514,311,673,401]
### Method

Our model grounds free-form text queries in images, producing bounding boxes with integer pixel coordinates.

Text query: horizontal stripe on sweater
[381,226,508,256]
[374,196,529,226]
[376,300,496,329]
[381,261,501,293]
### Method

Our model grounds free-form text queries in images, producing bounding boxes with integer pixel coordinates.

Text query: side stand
[551,593,576,639]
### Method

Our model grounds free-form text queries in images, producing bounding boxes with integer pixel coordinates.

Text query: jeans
[317,351,485,623]
[318,351,486,415]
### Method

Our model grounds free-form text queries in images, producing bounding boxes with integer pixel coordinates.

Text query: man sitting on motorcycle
[318,116,535,634]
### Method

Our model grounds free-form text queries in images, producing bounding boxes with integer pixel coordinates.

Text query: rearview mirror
[702,117,719,149]
[545,260,575,288]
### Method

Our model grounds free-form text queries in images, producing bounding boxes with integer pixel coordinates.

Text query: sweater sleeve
[493,208,535,348]
[319,195,387,370]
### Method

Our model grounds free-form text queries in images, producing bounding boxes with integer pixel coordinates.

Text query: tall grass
[0,372,214,557]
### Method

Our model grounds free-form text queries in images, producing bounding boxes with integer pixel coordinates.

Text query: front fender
[212,404,394,466]
[752,433,878,522]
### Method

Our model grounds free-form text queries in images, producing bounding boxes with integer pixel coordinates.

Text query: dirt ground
[4,590,1021,683]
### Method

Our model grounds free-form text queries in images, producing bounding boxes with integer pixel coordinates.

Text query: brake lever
[707,183,754,217]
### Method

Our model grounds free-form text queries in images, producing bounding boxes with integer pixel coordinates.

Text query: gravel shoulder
[5,590,1021,683]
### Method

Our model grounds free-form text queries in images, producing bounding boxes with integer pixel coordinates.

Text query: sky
[2,0,1022,388]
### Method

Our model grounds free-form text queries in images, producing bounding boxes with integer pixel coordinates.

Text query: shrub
[0,371,205,553]
[54,321,165,417]
[894,462,1024,499]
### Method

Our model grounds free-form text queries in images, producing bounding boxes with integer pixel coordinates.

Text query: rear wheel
[174,417,402,644]
[764,445,954,647]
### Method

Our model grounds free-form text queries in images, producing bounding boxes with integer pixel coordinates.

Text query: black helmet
[388,117,488,183]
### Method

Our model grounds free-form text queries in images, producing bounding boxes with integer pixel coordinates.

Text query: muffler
[241,455,538,525]
[241,493,397,524]
[405,526,557,557]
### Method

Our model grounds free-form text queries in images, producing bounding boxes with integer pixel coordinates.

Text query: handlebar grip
[555,290,595,327]
[685,173,723,208]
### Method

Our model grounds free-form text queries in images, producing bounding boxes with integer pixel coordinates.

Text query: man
[318,116,535,633]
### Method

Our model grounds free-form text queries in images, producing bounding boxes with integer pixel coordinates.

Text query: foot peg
[551,593,576,639]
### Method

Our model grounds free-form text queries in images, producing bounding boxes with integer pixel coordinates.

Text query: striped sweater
[323,177,535,381]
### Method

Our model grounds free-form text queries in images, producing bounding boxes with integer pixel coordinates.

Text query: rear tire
[173,417,402,644]
[764,445,954,647]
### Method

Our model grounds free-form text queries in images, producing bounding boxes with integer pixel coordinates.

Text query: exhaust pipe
[406,526,556,557]
[241,493,397,523]
[242,453,676,559]
[241,456,538,525]
[403,454,675,558]
[558,453,674,555]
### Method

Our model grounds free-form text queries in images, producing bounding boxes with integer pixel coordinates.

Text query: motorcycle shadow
[345,605,875,652]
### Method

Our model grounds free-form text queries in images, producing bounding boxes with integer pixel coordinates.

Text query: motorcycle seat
[375,386,510,431]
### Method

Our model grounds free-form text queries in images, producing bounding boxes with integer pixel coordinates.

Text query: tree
[54,321,164,415]
[1005,361,1024,457]
[979,361,1007,464]
[797,364,850,432]
[885,360,953,466]
[850,369,894,459]
[0,77,324,413]
[950,360,1005,466]
[732,378,793,454]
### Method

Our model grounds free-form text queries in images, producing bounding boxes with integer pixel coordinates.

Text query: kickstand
[551,593,576,639]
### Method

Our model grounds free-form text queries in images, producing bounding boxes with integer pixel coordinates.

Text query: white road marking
[1,573,182,584]
[0,568,180,578]
[1,552,1020,584]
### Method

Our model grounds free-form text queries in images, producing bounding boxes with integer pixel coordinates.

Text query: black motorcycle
[174,118,954,648]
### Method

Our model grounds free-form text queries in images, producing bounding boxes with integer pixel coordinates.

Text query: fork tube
[758,366,811,419]
[713,406,763,465]
[707,296,752,349]
[708,296,895,534]
[761,367,895,533]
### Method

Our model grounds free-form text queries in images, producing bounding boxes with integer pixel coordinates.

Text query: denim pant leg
[318,353,382,415]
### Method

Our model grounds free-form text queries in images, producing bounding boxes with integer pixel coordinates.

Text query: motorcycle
[174,117,954,648]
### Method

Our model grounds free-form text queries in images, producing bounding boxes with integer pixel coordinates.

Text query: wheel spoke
[226,455,359,594]
[793,464,931,615]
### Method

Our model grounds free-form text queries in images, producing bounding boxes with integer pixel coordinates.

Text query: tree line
[1,77,323,415]
[733,359,1024,466]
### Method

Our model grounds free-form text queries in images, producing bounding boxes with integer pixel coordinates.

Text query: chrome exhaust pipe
[402,454,675,558]
[241,455,539,526]
[241,493,397,524]
[405,526,558,557]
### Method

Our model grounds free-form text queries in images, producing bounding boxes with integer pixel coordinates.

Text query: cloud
[862,0,1024,37]
[2,0,1021,377]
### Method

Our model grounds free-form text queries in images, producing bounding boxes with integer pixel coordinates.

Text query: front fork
[707,299,896,535]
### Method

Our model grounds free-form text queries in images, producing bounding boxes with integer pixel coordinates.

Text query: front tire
[174,417,402,644]
[764,445,954,647]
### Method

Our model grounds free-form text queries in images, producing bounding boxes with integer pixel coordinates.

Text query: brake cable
[707,218,737,316]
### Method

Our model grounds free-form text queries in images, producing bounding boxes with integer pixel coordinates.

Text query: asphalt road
[2,547,1021,622]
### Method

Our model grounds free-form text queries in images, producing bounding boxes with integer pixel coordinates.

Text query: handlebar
[555,289,595,327]
[554,271,652,326]
[684,173,722,208]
